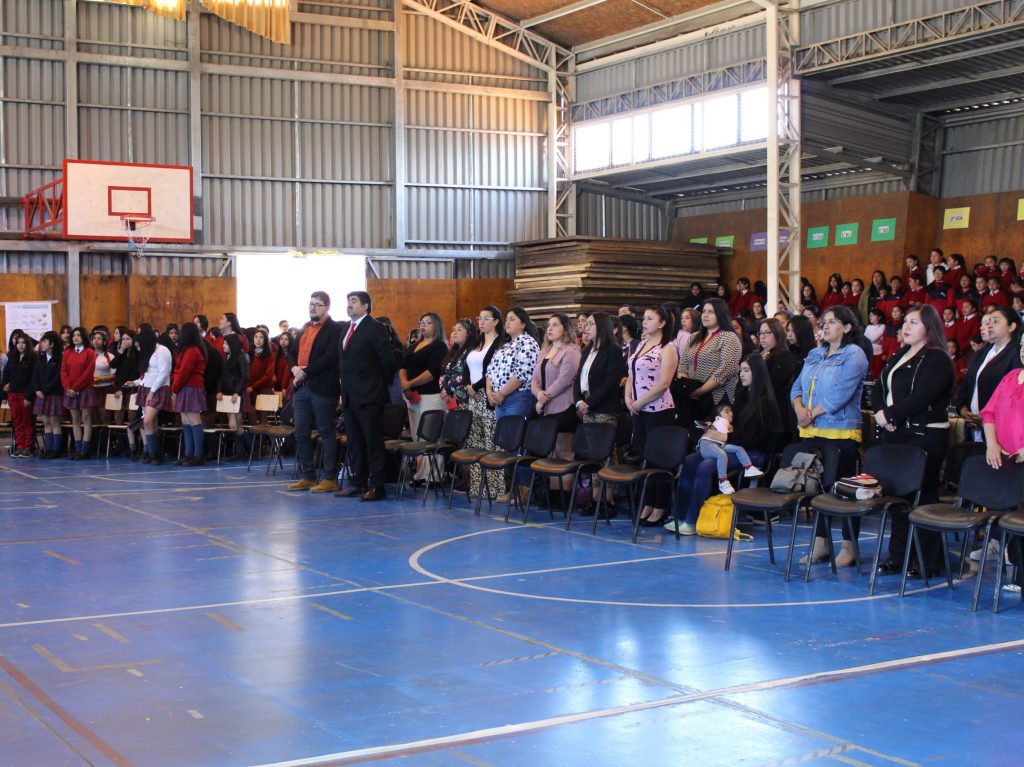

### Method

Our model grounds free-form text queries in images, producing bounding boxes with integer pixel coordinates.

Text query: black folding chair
[805,444,927,590]
[447,415,526,509]
[591,425,689,543]
[902,455,1022,611]
[403,409,473,505]
[475,417,558,519]
[395,409,446,500]
[518,422,617,525]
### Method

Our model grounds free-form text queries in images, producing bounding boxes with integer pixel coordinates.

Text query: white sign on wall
[4,301,54,339]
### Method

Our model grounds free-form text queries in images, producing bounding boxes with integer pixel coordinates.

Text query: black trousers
[809,437,861,541]
[879,425,948,571]
[345,402,386,490]
[633,408,677,508]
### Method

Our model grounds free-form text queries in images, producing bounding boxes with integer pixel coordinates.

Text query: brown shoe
[288,479,317,491]
[310,478,338,493]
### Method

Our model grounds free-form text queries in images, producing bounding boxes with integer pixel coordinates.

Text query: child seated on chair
[697,403,763,495]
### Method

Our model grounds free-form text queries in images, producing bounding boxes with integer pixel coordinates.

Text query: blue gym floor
[1,454,1023,767]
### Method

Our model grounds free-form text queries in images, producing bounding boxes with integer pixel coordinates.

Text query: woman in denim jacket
[790,305,869,566]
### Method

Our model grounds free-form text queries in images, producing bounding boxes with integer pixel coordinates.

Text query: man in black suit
[287,291,343,493]
[335,290,395,502]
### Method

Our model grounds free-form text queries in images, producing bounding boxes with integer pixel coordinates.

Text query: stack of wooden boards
[509,237,721,318]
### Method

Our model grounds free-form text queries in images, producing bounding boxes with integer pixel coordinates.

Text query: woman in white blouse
[487,306,540,421]
[132,327,173,465]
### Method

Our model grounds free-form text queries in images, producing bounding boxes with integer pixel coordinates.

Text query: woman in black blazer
[574,312,626,424]
[955,307,1022,440]
[872,305,956,578]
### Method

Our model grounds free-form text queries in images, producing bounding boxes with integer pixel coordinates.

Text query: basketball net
[120,215,156,258]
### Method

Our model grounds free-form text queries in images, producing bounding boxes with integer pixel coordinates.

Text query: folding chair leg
[804,511,821,583]
[724,503,739,571]
[631,480,646,544]
[447,465,458,510]
[993,530,1008,613]
[669,482,679,540]
[477,469,487,517]
[899,525,917,597]
[591,480,606,535]
[565,471,581,530]
[784,504,801,582]
[765,514,775,565]
[847,518,863,576]
[523,474,536,523]
[973,520,994,612]
[869,508,889,595]
[913,527,930,588]
[942,534,954,590]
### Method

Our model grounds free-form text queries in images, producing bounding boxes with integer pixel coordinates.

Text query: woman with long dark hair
[791,305,869,566]
[466,305,505,498]
[786,315,816,363]
[955,306,1022,442]
[758,318,798,439]
[274,331,295,393]
[820,273,845,311]
[575,311,625,427]
[400,311,448,484]
[133,327,173,465]
[626,305,678,526]
[2,332,35,457]
[676,297,742,421]
[61,326,97,460]
[172,323,208,466]
[532,313,583,493]
[439,319,479,412]
[873,305,956,579]
[31,331,65,458]
[218,333,252,461]
[487,306,540,421]
[110,329,140,456]
[682,282,705,311]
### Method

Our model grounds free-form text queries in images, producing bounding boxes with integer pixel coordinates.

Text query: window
[574,122,610,172]
[651,104,692,159]
[571,84,770,174]
[702,93,738,150]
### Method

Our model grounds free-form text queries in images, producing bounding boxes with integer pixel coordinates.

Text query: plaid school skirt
[139,385,171,411]
[63,387,98,409]
[173,386,207,414]
[34,394,66,416]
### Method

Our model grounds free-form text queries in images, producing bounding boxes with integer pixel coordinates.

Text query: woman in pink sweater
[532,313,582,494]
[981,337,1024,468]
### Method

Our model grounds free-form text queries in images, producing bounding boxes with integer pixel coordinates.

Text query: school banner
[834,223,859,246]
[689,237,709,244]
[870,218,897,241]
[806,226,829,249]
[3,301,53,339]
[750,232,768,251]
[943,207,970,229]
[715,235,735,249]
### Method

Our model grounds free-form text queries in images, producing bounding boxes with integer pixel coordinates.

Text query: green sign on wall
[806,226,829,249]
[834,223,859,246]
[871,218,897,241]
[690,237,709,244]
[715,235,735,249]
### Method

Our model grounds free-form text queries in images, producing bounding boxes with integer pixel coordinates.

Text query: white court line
[249,636,1024,767]
[408,527,943,609]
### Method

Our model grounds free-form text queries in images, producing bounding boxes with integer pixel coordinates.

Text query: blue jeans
[675,448,765,525]
[293,385,338,481]
[495,388,534,421]
[698,439,752,479]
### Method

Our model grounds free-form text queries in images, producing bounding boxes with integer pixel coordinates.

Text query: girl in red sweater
[247,329,276,423]
[171,323,208,465]
[274,331,294,394]
[61,326,97,459]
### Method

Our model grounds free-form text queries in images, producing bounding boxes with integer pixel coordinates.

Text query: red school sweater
[171,346,206,392]
[60,346,97,392]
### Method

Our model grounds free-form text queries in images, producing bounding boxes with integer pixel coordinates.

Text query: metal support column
[393,0,407,250]
[67,246,81,326]
[187,0,202,234]
[760,0,801,311]
[551,51,575,238]
[65,0,79,158]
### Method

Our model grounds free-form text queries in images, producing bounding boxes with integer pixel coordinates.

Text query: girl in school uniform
[219,334,253,460]
[274,331,295,394]
[1,332,36,457]
[246,329,276,422]
[133,328,173,465]
[31,331,65,458]
[171,323,208,466]
[61,327,97,459]
[90,330,116,429]
[110,329,141,457]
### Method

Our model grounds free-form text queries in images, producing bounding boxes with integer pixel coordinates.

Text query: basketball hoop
[120,215,156,258]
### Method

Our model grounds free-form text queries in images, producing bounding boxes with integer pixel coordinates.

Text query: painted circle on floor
[408,526,943,609]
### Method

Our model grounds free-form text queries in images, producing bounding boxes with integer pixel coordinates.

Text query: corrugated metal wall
[672,177,906,218]
[800,0,976,45]
[0,0,544,263]
[941,113,1024,197]
[576,190,667,240]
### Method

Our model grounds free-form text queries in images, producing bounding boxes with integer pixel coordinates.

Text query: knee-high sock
[190,425,204,457]
[182,427,194,459]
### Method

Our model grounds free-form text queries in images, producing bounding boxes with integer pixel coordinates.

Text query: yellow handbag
[696,494,753,541]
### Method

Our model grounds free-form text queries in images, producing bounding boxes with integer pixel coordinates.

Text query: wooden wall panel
[366,278,458,341]
[81,275,129,333]
[673,192,926,297]
[456,279,513,321]
[936,191,1024,265]
[128,276,237,329]
[0,274,67,344]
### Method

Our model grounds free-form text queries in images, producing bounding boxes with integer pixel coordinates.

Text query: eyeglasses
[757,330,773,336]
[308,302,326,309]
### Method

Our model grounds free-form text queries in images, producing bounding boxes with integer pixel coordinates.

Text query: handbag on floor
[696,494,752,541]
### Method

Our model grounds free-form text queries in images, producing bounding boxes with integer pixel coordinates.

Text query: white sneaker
[664,519,696,535]
[969,539,1001,562]
[743,466,764,478]
[1002,583,1021,593]
[718,480,736,495]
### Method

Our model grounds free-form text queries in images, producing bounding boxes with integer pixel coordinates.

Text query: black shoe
[577,504,596,517]
[906,567,940,580]
[334,486,366,498]
[360,486,386,502]
[408,479,426,489]
[149,456,163,466]
[875,560,901,576]
[641,513,667,527]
